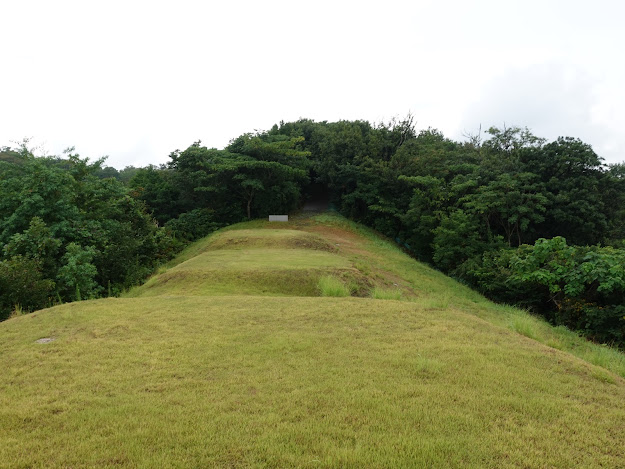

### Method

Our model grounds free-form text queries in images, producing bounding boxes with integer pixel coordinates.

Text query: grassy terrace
[1,213,624,467]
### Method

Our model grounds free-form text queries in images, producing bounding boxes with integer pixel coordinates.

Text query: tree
[0,145,170,309]
[130,166,180,225]
[462,173,548,246]
[432,209,485,272]
[3,217,61,279]
[203,157,308,219]
[520,137,607,245]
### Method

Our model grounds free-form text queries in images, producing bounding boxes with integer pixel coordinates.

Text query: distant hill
[1,212,624,468]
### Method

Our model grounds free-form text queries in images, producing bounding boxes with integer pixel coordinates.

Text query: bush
[557,299,625,346]
[57,243,103,301]
[0,256,55,320]
[469,237,625,347]
[165,209,222,241]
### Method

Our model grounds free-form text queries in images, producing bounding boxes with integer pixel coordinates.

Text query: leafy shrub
[165,209,222,241]
[557,299,625,346]
[0,256,55,320]
[463,247,546,312]
[57,243,101,301]
[0,152,174,311]
[469,237,625,346]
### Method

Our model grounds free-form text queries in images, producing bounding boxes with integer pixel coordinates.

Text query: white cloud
[456,62,624,164]
[1,0,623,167]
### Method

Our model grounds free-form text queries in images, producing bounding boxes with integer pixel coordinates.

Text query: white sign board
[269,215,289,222]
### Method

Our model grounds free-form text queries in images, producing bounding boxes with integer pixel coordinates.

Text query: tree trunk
[246,188,255,219]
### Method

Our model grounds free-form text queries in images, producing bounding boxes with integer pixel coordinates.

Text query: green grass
[318,275,350,297]
[126,230,352,299]
[370,286,403,300]
[176,248,348,271]
[308,212,625,378]
[2,211,625,467]
[129,269,339,298]
[509,311,541,340]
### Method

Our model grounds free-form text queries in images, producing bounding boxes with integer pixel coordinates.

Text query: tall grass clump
[318,275,350,297]
[510,312,540,340]
[9,304,24,319]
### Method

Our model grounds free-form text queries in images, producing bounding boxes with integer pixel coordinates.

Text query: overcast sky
[2,0,624,168]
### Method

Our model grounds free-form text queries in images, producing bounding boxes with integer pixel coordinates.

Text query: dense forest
[1,119,624,346]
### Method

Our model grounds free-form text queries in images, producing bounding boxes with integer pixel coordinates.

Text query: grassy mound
[126,248,354,298]
[206,229,338,252]
[127,228,372,299]
[1,212,625,468]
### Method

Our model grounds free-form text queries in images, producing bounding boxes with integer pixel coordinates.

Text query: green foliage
[129,166,180,225]
[469,238,625,346]
[520,137,609,245]
[204,157,308,219]
[57,243,101,301]
[3,217,61,278]
[0,256,54,320]
[165,138,309,222]
[432,210,484,272]
[462,172,548,246]
[0,145,174,315]
[164,208,222,241]
[482,125,546,154]
[508,238,625,300]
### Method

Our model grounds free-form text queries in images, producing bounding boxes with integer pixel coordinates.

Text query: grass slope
[126,229,353,298]
[1,213,625,468]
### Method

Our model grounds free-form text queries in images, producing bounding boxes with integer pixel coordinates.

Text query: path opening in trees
[302,181,330,212]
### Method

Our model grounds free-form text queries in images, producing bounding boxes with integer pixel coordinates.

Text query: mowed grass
[156,229,337,271]
[126,230,352,298]
[2,296,625,468]
[2,213,625,467]
[176,248,348,271]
